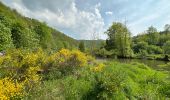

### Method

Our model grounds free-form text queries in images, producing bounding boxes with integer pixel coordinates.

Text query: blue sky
[1,0,170,39]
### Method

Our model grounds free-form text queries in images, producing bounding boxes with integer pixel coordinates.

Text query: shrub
[46,49,93,76]
[163,41,170,54]
[0,23,13,51]
[147,45,163,54]
[0,49,44,78]
[90,63,105,72]
[0,49,42,97]
[0,77,24,99]
[83,62,169,99]
[95,48,113,58]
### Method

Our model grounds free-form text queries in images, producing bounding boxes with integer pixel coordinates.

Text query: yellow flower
[91,63,105,72]
[0,77,24,99]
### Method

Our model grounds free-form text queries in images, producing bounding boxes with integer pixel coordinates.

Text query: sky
[1,0,170,40]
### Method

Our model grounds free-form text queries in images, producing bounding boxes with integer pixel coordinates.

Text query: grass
[25,61,170,100]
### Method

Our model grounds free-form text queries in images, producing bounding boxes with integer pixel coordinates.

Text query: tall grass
[26,61,170,100]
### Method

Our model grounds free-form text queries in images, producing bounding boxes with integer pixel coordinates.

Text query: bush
[0,49,43,98]
[133,42,148,54]
[1,48,170,99]
[0,23,13,51]
[163,41,170,54]
[11,23,39,49]
[0,77,24,99]
[38,62,169,100]
[46,49,93,76]
[147,45,163,54]
[0,49,44,78]
[95,48,113,58]
[82,62,169,99]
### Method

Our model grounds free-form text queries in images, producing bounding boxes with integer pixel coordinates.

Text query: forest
[1,1,170,100]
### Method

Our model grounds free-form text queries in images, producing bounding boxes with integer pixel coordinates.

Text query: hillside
[79,40,105,50]
[0,2,78,51]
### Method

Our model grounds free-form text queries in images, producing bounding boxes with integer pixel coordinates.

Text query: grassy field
[0,49,170,100]
[25,60,170,100]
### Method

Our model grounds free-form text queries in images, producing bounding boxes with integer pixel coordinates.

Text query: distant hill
[0,2,78,51]
[79,40,105,50]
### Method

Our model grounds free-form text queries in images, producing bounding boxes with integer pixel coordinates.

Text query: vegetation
[0,49,93,99]
[79,41,85,52]
[0,2,78,51]
[93,23,170,60]
[1,1,170,100]
[163,41,170,55]
[105,22,133,58]
[0,23,13,51]
[1,1,170,60]
[0,49,170,99]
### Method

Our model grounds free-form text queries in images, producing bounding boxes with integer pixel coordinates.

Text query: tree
[147,26,159,45]
[0,23,13,51]
[90,32,98,55]
[133,42,148,54]
[34,22,53,49]
[63,42,69,49]
[147,45,163,54]
[164,24,170,34]
[147,26,157,34]
[11,23,39,49]
[0,14,12,28]
[105,22,133,57]
[163,41,170,54]
[79,41,85,52]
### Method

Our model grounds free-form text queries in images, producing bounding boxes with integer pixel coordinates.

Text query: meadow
[0,49,170,100]
[1,1,170,99]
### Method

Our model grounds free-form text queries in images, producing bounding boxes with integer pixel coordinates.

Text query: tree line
[93,22,170,60]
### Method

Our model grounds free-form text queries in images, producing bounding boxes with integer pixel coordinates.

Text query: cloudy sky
[1,0,170,39]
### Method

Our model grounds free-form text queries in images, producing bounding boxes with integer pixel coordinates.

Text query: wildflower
[91,63,105,72]
[0,77,24,99]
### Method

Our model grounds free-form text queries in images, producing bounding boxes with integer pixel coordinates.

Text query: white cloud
[1,0,105,40]
[105,11,113,15]
[128,0,170,36]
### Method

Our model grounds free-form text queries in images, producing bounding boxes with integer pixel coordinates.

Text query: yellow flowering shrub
[23,48,46,67]
[91,63,105,72]
[0,77,24,99]
[0,49,23,69]
[24,53,39,66]
[49,49,92,68]
[0,48,94,98]
[45,49,94,75]
[23,66,41,91]
[0,49,43,98]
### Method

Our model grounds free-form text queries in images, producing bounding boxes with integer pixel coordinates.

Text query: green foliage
[147,45,163,54]
[0,14,12,28]
[26,61,170,100]
[34,22,53,49]
[0,23,13,51]
[163,41,170,54]
[133,41,148,54]
[79,41,85,52]
[147,26,160,45]
[11,23,39,49]
[133,33,148,43]
[132,25,170,59]
[0,2,78,51]
[1,48,170,99]
[138,50,148,58]
[95,48,113,58]
[158,34,170,46]
[105,22,133,58]
[45,49,93,77]
[164,24,170,34]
